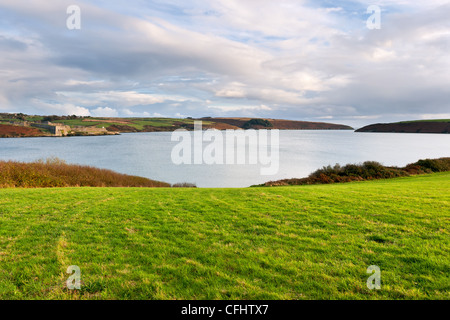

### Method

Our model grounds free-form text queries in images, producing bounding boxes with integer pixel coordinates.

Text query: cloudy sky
[0,0,449,127]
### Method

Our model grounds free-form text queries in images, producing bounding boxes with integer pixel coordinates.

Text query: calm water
[0,131,449,187]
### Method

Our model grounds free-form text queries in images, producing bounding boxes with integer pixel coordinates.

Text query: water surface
[0,131,448,187]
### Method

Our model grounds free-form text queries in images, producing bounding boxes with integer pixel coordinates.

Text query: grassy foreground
[0,173,449,300]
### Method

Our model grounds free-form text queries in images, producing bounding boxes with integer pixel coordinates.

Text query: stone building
[31,121,71,136]
[71,126,108,135]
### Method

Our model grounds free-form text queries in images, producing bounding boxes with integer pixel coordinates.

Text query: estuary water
[0,130,449,187]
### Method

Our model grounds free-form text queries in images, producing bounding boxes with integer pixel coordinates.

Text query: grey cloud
[0,36,28,51]
[0,0,448,128]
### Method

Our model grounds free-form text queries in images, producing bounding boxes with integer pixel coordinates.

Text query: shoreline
[3,127,450,139]
[0,127,356,139]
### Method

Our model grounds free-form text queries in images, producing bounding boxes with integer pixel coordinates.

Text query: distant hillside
[104,117,354,132]
[0,113,354,136]
[201,117,354,130]
[356,120,450,134]
[0,123,48,138]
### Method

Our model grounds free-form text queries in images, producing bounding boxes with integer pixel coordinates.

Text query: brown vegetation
[0,158,170,188]
[202,117,353,130]
[356,122,450,133]
[0,124,46,138]
[257,157,450,187]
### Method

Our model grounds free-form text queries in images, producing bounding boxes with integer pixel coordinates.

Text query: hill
[356,120,450,134]
[0,172,448,299]
[201,117,354,130]
[0,113,353,137]
[0,123,47,138]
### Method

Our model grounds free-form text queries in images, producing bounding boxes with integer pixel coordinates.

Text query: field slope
[356,120,450,134]
[0,173,449,299]
[0,113,353,136]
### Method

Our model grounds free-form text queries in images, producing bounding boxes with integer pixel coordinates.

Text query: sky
[0,0,449,128]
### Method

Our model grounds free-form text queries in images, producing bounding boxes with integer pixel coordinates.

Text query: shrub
[257,157,450,187]
[242,119,273,129]
[172,182,197,188]
[0,158,170,188]
[414,158,450,172]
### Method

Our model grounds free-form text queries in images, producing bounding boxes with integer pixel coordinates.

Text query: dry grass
[0,157,170,188]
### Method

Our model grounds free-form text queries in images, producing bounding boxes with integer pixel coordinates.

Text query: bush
[0,158,170,188]
[257,157,450,187]
[172,182,197,188]
[414,158,450,172]
[242,119,273,129]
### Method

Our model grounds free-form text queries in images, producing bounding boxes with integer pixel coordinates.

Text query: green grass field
[0,115,213,132]
[38,117,214,130]
[0,173,448,300]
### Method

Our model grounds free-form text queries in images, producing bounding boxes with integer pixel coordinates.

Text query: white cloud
[321,7,343,14]
[208,104,272,112]
[174,112,186,118]
[419,113,450,120]
[31,100,91,116]
[57,91,166,108]
[64,79,106,86]
[123,108,156,117]
[215,83,247,98]
[0,0,448,127]
[91,107,118,117]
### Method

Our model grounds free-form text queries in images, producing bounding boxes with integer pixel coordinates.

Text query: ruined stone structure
[72,126,108,135]
[31,121,71,136]
[10,120,116,137]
